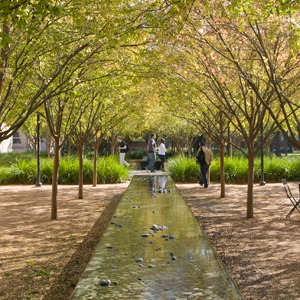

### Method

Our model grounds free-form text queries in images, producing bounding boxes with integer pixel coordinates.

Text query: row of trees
[1,0,300,219]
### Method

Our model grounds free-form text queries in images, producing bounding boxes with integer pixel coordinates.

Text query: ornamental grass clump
[168,155,200,182]
[0,155,128,185]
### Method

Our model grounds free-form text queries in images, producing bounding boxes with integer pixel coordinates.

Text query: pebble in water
[135,258,143,263]
[151,225,159,230]
[169,235,176,239]
[111,265,117,269]
[171,256,176,260]
[111,222,115,224]
[170,251,174,256]
[107,246,114,249]
[148,265,155,268]
[166,261,171,264]
[113,216,117,218]
[113,281,119,285]
[153,211,155,213]
[138,278,143,281]
[162,234,168,238]
[100,279,111,286]
[133,206,137,208]
[141,234,149,238]
[118,224,123,227]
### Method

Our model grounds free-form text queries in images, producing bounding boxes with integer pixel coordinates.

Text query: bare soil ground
[177,182,300,300]
[0,183,129,300]
[1,182,300,300]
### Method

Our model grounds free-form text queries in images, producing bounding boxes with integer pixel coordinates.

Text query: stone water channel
[70,175,243,300]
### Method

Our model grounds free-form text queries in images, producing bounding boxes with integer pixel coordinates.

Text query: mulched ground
[0,183,129,300]
[1,181,300,300]
[177,182,300,300]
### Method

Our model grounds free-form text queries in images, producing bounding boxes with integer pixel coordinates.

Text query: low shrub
[0,155,129,185]
[168,154,300,183]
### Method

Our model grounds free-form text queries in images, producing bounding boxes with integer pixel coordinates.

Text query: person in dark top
[145,133,156,173]
[117,136,129,167]
[196,142,213,188]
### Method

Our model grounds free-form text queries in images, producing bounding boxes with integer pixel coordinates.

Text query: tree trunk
[111,128,115,155]
[219,112,225,198]
[78,143,84,199]
[230,137,233,157]
[238,138,242,157]
[93,144,98,187]
[220,142,225,198]
[51,137,60,220]
[275,131,281,157]
[247,148,255,218]
[69,141,72,156]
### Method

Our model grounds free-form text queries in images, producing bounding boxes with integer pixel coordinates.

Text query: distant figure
[146,133,156,173]
[116,136,129,167]
[157,138,166,171]
[196,142,213,188]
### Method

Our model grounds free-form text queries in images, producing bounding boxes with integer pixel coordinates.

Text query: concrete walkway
[131,170,171,176]
[71,175,243,300]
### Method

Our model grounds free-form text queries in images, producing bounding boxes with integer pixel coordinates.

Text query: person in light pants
[117,136,130,167]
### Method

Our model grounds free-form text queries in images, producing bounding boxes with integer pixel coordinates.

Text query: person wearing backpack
[117,136,130,167]
[196,142,213,188]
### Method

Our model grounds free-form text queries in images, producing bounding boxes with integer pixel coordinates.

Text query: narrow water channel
[71,175,243,300]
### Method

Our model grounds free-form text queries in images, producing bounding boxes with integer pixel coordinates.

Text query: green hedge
[0,155,129,185]
[169,154,300,183]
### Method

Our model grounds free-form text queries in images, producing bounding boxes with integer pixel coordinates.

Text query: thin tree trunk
[219,112,225,198]
[78,143,84,199]
[111,128,115,155]
[93,143,98,187]
[220,142,225,198]
[238,138,242,157]
[69,141,72,156]
[51,137,60,220]
[247,148,255,218]
[230,137,233,156]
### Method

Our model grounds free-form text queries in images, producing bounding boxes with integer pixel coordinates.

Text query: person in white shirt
[157,138,166,171]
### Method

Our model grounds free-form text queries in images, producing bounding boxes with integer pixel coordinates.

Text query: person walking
[146,133,156,173]
[196,142,213,188]
[117,136,130,167]
[157,138,166,171]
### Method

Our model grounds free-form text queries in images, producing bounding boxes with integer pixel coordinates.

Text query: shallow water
[70,176,243,300]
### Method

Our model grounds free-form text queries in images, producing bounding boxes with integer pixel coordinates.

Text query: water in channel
[70,175,243,300]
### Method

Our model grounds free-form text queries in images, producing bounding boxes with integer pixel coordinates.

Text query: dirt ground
[1,181,300,300]
[177,182,300,300]
[0,183,129,300]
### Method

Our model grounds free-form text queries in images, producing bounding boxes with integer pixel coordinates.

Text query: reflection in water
[71,176,244,300]
[148,176,156,197]
[158,176,166,190]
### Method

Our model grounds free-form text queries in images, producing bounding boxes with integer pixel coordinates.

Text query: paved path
[131,170,171,176]
[71,176,243,300]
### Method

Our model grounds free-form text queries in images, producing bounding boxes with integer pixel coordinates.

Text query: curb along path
[71,175,243,300]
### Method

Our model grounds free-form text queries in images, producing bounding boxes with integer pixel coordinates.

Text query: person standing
[117,136,130,167]
[157,138,166,171]
[196,142,213,188]
[146,133,156,173]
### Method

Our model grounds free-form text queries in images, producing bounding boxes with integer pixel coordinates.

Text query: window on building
[13,132,22,144]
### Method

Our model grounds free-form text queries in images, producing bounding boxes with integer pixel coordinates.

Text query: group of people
[145,133,166,173]
[117,134,213,188]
